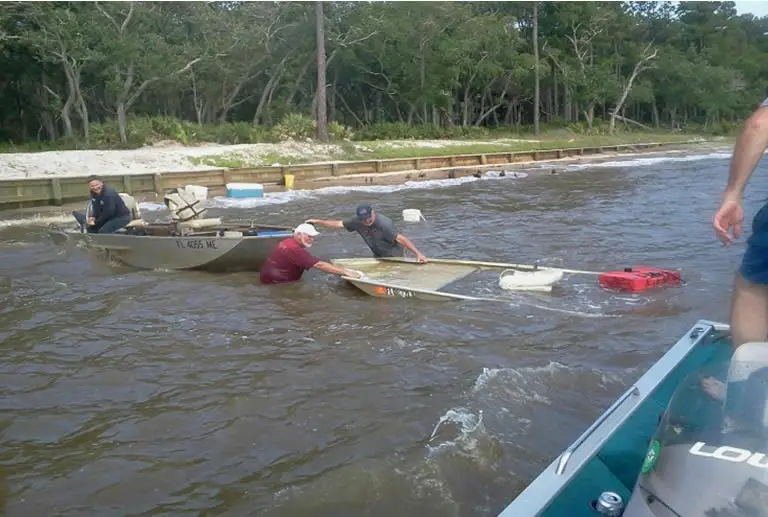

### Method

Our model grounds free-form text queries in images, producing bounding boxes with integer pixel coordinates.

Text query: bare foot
[702,376,726,402]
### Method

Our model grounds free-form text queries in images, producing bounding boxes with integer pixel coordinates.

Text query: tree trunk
[608,47,657,134]
[532,1,540,135]
[315,1,328,142]
[117,101,128,144]
[38,74,58,141]
[583,104,595,129]
[553,63,559,118]
[284,56,313,111]
[419,38,429,125]
[61,89,74,139]
[330,70,338,121]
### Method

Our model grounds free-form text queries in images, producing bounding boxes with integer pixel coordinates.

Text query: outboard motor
[621,341,768,517]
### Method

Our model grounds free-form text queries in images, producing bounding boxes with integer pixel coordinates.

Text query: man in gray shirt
[306,204,428,263]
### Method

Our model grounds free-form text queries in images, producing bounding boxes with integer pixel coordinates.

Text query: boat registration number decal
[385,287,414,298]
[175,239,218,250]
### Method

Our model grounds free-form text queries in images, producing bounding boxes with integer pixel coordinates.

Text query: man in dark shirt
[71,175,133,233]
[260,223,362,284]
[306,204,428,263]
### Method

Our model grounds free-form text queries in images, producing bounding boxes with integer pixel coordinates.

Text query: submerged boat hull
[50,224,293,272]
[332,256,563,302]
[332,257,488,301]
[494,319,732,517]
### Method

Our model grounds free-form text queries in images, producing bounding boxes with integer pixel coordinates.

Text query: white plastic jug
[402,209,425,222]
[498,268,564,291]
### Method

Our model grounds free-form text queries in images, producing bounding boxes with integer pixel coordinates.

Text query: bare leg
[729,272,768,349]
[702,271,768,402]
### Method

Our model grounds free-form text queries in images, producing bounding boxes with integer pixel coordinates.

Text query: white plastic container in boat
[226,183,264,199]
[184,184,208,201]
[402,208,425,222]
[498,268,564,292]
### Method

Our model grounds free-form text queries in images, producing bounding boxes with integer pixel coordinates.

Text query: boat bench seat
[125,219,147,228]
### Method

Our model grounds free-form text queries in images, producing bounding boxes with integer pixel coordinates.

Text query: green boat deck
[495,320,733,516]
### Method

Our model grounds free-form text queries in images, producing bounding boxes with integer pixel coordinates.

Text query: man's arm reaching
[314,261,361,278]
[305,219,345,230]
[395,234,427,263]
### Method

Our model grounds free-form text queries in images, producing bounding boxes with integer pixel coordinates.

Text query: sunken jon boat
[48,187,293,272]
[331,256,568,302]
[493,319,759,517]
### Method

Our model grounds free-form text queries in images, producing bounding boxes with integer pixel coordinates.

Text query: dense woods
[0,1,764,149]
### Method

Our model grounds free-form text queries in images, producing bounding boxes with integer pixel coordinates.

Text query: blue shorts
[740,202,768,284]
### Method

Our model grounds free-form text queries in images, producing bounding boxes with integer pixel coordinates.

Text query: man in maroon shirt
[260,223,362,284]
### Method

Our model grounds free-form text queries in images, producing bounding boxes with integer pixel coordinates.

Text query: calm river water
[0,148,763,516]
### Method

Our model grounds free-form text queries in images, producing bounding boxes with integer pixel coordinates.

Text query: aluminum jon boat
[48,187,293,272]
[50,221,293,272]
[493,319,745,517]
[331,256,568,302]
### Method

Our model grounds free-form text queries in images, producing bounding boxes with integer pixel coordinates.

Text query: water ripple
[0,149,758,516]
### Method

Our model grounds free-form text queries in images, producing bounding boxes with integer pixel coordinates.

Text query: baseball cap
[294,223,319,236]
[356,204,373,219]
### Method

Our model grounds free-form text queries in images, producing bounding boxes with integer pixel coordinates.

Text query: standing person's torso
[260,238,320,284]
[343,214,403,257]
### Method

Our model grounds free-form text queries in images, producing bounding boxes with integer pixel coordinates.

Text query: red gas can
[598,267,682,292]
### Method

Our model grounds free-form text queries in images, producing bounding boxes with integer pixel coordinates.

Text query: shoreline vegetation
[0,2,752,177]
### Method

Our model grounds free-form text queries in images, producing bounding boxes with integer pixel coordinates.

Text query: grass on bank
[0,113,735,156]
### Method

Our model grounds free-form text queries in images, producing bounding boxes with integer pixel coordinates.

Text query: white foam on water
[195,151,728,209]
[526,302,622,318]
[426,407,486,456]
[0,213,75,228]
[453,362,635,449]
[560,151,731,171]
[204,170,537,209]
[472,365,556,404]
[208,176,487,208]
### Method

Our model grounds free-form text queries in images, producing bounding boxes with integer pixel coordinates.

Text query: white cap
[294,223,319,236]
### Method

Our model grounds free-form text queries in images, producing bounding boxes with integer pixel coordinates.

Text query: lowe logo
[689,442,768,469]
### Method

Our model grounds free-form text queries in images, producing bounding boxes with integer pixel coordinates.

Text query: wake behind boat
[48,186,293,272]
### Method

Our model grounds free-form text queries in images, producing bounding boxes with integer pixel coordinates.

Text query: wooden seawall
[0,141,699,211]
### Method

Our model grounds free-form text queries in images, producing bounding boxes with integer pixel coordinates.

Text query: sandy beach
[0,138,548,180]
[0,137,727,181]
